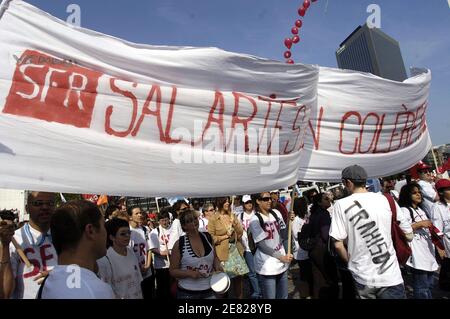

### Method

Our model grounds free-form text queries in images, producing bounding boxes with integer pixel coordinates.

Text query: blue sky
[27,0,450,145]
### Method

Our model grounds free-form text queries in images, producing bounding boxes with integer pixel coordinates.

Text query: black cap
[341,165,368,182]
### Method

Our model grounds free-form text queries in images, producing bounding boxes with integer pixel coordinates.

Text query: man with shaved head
[0,191,58,299]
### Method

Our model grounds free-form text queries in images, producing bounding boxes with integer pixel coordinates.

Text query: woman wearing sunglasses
[248,192,293,299]
[97,218,143,299]
[169,210,222,299]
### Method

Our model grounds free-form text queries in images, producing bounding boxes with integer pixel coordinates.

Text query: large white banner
[299,67,432,181]
[0,1,432,196]
[0,0,317,196]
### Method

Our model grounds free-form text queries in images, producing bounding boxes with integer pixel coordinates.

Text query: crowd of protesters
[0,162,449,299]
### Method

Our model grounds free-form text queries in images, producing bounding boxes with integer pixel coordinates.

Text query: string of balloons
[283,0,318,64]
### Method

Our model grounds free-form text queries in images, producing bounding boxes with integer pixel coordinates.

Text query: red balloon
[284,37,292,49]
[286,59,295,64]
[284,50,292,58]
[298,7,306,17]
[303,0,311,9]
[292,35,300,43]
[295,19,303,28]
[291,27,299,35]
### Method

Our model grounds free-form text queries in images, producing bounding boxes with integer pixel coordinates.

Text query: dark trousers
[338,267,356,299]
[440,258,450,291]
[309,240,339,299]
[141,274,155,299]
[297,259,313,298]
[155,268,172,299]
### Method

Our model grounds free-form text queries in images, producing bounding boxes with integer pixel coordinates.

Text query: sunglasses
[260,197,272,202]
[205,208,215,212]
[31,200,55,207]
[244,201,252,205]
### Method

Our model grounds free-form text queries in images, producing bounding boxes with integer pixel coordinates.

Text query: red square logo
[3,50,102,128]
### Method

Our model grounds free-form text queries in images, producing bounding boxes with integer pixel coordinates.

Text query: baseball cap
[341,165,368,182]
[435,179,450,190]
[416,161,431,172]
[242,195,252,203]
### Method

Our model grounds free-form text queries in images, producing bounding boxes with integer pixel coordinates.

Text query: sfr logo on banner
[3,50,101,128]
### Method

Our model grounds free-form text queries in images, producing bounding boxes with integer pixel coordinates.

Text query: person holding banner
[249,192,292,299]
[0,191,58,299]
[417,163,439,217]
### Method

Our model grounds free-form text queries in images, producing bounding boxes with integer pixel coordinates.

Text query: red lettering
[4,49,101,128]
[225,92,257,153]
[139,243,146,257]
[105,79,138,137]
[339,111,361,155]
[358,112,380,154]
[39,244,54,271]
[22,247,40,278]
[372,114,389,153]
[307,106,324,151]
[196,91,225,148]
[131,85,165,140]
[162,86,181,144]
[284,105,307,154]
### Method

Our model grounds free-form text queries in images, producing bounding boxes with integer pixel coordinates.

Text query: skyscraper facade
[336,24,407,81]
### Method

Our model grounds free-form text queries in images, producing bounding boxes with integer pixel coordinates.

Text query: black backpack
[297,220,317,251]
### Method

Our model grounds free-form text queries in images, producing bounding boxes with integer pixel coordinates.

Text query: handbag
[222,232,249,278]
[297,222,317,251]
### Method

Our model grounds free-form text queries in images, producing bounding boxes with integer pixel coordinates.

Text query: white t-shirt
[10,224,58,299]
[432,202,450,257]
[292,216,309,261]
[97,247,143,299]
[329,192,404,287]
[40,265,114,299]
[400,206,438,272]
[129,225,152,278]
[418,180,437,216]
[168,219,184,251]
[198,217,209,233]
[249,209,289,276]
[149,226,170,269]
[237,210,255,252]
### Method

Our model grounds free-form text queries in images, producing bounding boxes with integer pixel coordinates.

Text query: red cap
[416,161,431,172]
[435,179,450,190]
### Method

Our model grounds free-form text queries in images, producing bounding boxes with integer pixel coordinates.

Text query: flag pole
[0,216,31,268]
[287,184,297,256]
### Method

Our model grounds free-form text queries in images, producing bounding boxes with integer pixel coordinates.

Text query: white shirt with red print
[149,226,170,269]
[10,224,57,299]
[129,225,152,278]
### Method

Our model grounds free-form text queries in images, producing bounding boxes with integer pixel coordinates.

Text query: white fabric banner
[0,1,432,196]
[299,67,432,181]
[0,1,317,196]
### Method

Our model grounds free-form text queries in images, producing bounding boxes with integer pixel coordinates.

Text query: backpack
[383,193,411,266]
[246,210,281,255]
[297,220,317,251]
